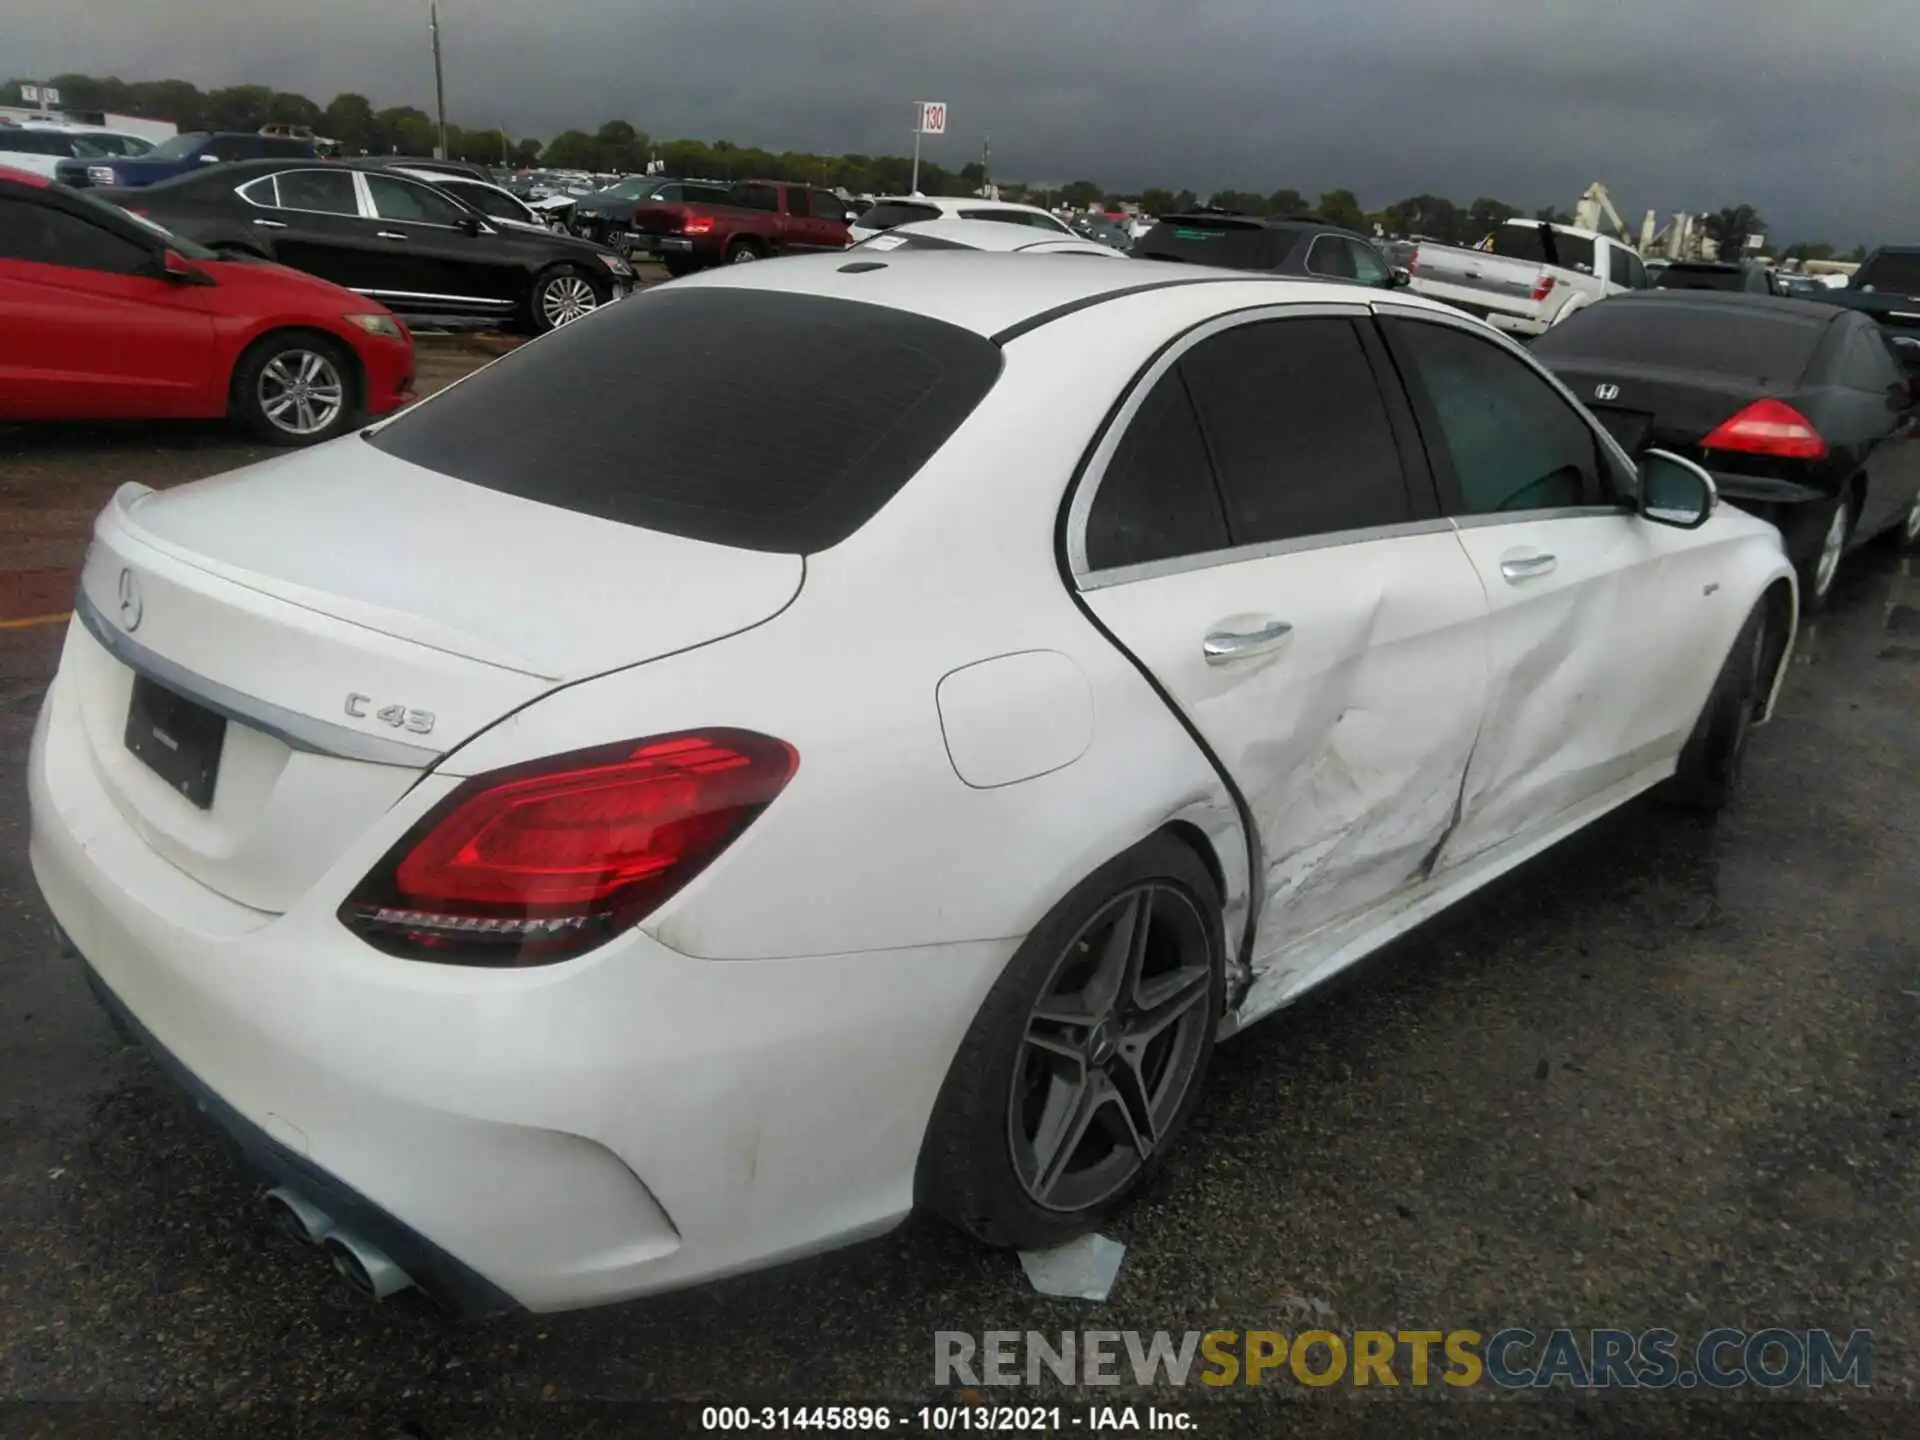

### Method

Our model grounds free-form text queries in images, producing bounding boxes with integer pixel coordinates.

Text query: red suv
[0,167,415,445]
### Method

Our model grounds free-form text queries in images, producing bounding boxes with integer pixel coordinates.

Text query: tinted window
[1626,253,1648,290]
[208,135,257,161]
[684,183,730,205]
[368,288,1004,554]
[1386,319,1605,515]
[728,183,780,213]
[1653,264,1745,292]
[366,174,469,226]
[1531,300,1828,386]
[1179,318,1411,545]
[275,168,360,215]
[858,201,941,231]
[1134,217,1272,270]
[0,132,74,156]
[1086,371,1230,570]
[1853,252,1920,294]
[1304,234,1357,280]
[1488,224,1597,276]
[1346,239,1392,287]
[0,197,151,273]
[784,187,809,215]
[808,191,849,223]
[1608,246,1633,288]
[445,181,529,221]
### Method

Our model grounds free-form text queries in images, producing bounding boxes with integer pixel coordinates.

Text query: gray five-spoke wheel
[1813,499,1850,599]
[1009,882,1213,1213]
[256,349,345,438]
[539,274,599,328]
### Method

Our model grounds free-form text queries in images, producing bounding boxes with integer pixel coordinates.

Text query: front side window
[1346,238,1392,286]
[274,168,360,216]
[1385,318,1609,516]
[808,190,850,223]
[1085,369,1231,571]
[1179,317,1413,545]
[0,196,151,274]
[1304,234,1358,280]
[366,174,469,226]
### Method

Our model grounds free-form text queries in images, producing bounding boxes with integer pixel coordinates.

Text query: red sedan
[0,166,414,445]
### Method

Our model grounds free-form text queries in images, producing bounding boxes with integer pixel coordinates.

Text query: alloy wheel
[1813,500,1850,599]
[728,246,759,264]
[1008,883,1213,1214]
[539,274,599,328]
[257,350,345,438]
[1905,491,1920,545]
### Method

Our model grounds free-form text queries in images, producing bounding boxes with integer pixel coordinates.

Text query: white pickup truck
[1407,219,1649,337]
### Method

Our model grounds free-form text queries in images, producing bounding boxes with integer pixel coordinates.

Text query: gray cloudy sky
[6,0,1915,243]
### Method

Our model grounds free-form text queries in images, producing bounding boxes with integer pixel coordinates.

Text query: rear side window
[1386,319,1605,516]
[859,201,941,231]
[1179,318,1412,545]
[275,169,360,215]
[1489,224,1597,276]
[1532,300,1827,387]
[1085,371,1230,570]
[728,183,780,212]
[367,289,1004,554]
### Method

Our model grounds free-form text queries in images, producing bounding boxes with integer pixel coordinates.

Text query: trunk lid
[1543,359,1785,453]
[69,451,803,912]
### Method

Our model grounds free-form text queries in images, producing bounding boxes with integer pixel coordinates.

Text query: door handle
[1499,550,1558,583]
[251,218,286,229]
[376,231,408,241]
[1203,619,1293,665]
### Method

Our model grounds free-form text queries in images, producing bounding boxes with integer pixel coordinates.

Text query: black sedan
[569,176,731,252]
[102,159,634,333]
[1532,291,1920,609]
[1130,211,1407,289]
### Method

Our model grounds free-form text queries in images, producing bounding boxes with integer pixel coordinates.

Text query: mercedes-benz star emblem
[117,568,143,633]
[1594,383,1621,402]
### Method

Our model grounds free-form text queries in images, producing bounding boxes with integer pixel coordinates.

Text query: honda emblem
[1594,383,1621,402]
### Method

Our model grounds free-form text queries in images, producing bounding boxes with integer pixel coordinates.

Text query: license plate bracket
[125,674,227,810]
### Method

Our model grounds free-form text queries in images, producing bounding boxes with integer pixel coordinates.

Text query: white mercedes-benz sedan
[30,254,1798,1316]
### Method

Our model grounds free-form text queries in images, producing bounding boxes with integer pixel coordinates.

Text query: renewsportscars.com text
[934,1327,1872,1391]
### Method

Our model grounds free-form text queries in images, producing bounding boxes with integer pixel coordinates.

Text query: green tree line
[4,73,1850,256]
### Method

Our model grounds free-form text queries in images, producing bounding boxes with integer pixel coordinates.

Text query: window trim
[234,167,370,220]
[1303,232,1357,281]
[1370,301,1640,517]
[1066,299,1437,588]
[364,171,483,231]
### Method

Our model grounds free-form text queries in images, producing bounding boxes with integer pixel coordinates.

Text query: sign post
[911,101,946,197]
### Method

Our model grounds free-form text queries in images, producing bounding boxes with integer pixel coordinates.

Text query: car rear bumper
[27,665,1014,1313]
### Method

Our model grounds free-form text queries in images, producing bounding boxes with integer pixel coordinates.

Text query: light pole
[428,0,449,160]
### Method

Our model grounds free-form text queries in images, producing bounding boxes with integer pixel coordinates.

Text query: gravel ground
[0,400,1914,1438]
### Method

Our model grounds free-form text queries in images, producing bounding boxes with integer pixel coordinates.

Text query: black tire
[723,239,762,265]
[1787,489,1855,614]
[662,256,698,279]
[917,834,1226,1250]
[1662,602,1768,812]
[526,265,605,334]
[229,330,360,447]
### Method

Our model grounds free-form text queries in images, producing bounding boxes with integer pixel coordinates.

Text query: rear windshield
[1854,251,1920,295]
[1132,217,1275,269]
[1653,264,1744,291]
[1532,299,1828,383]
[367,289,1004,553]
[1487,224,1597,276]
[858,201,942,231]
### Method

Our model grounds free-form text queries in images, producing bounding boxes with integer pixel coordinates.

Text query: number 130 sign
[917,102,948,135]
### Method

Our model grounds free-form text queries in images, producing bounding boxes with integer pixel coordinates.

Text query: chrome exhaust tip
[263,1185,333,1245]
[323,1230,417,1302]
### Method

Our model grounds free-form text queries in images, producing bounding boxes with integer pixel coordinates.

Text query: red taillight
[682,215,715,236]
[1407,246,1419,277]
[340,730,798,965]
[1530,273,1557,303]
[1701,398,1828,459]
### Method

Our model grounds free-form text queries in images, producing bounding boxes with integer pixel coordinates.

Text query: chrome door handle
[1203,620,1293,665]
[376,231,407,241]
[1500,551,1558,582]
[251,218,286,229]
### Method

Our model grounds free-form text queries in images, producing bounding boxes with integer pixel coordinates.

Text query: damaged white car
[30,254,1797,1315]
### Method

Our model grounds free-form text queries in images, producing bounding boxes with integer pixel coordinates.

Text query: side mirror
[158,249,214,286]
[459,214,483,237]
[1391,267,1412,288]
[1638,449,1716,529]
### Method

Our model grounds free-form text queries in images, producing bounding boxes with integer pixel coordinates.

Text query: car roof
[874,195,1056,215]
[669,249,1462,341]
[1603,290,1843,321]
[860,217,1121,255]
